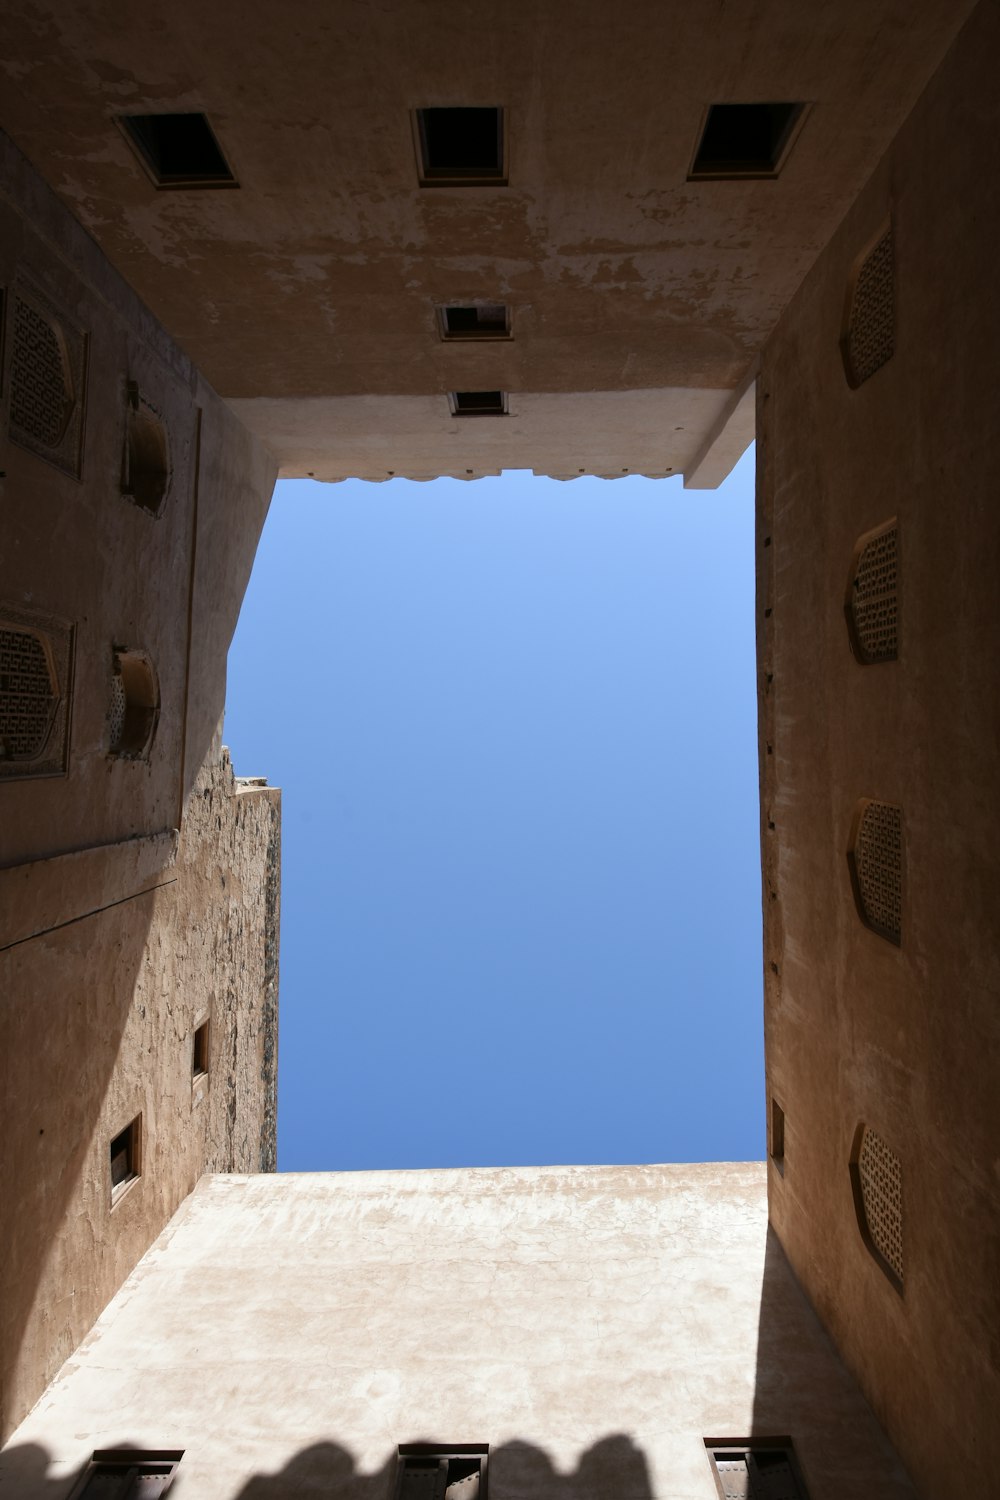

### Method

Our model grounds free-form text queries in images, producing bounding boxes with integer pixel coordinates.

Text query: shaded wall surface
[758,5,1000,1499]
[0,2,974,482]
[0,128,279,1442]
[0,1165,914,1500]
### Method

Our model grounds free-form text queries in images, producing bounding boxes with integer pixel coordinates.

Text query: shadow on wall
[750,1225,917,1499]
[0,1434,654,1500]
[0,893,160,1446]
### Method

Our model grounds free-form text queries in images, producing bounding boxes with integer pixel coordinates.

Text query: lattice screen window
[848,798,902,944]
[0,606,73,779]
[70,1449,181,1498]
[108,648,159,759]
[842,228,894,387]
[851,1124,904,1289]
[395,1447,487,1500]
[846,520,898,664]
[122,382,171,515]
[706,1442,810,1499]
[8,281,87,477]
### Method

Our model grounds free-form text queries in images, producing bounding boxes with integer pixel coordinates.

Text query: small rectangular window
[689,103,805,179]
[70,1450,182,1498]
[192,1020,210,1079]
[770,1098,785,1168]
[705,1440,809,1500]
[117,113,237,188]
[449,390,507,418]
[415,108,506,186]
[396,1446,488,1500]
[109,1115,141,1205]
[439,305,510,340]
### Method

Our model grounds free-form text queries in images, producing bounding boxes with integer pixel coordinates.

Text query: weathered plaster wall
[0,1165,914,1500]
[758,5,1000,1498]
[0,131,280,1442]
[0,2,974,480]
[0,740,280,1444]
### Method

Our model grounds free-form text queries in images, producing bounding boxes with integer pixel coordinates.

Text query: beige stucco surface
[225,387,736,485]
[758,5,1000,1499]
[0,1,974,481]
[0,131,281,1442]
[0,741,280,1445]
[3,4,998,1494]
[1,1164,915,1500]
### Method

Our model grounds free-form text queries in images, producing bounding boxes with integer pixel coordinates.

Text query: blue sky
[225,447,762,1170]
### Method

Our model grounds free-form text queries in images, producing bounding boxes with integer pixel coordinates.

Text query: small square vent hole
[415,108,506,185]
[690,102,804,178]
[440,305,510,339]
[450,390,507,417]
[118,113,237,188]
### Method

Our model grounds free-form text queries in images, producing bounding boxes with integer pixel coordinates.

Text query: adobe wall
[0,130,279,1442]
[758,5,1000,1498]
[0,1165,915,1500]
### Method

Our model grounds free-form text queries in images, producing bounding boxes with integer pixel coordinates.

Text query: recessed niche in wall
[8,280,87,477]
[109,1114,142,1206]
[0,605,73,780]
[846,519,898,664]
[438,304,511,340]
[395,1446,488,1500]
[689,103,805,179]
[70,1450,182,1498]
[122,382,171,515]
[414,108,506,186]
[108,648,159,759]
[847,798,902,945]
[842,226,895,387]
[449,390,507,417]
[705,1441,811,1499]
[850,1122,904,1292]
[117,112,238,189]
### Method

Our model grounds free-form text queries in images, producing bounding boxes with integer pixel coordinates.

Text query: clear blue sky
[225,447,762,1170]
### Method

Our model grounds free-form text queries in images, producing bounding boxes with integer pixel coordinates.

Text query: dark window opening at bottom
[72,1450,182,1498]
[706,1440,810,1500]
[396,1446,488,1500]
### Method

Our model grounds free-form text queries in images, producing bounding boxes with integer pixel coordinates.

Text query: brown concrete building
[1,3,998,1499]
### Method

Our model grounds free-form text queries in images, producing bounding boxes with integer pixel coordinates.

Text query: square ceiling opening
[415,108,506,186]
[449,390,507,417]
[439,305,511,340]
[117,113,237,189]
[689,103,805,179]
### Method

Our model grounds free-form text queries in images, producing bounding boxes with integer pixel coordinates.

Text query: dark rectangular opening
[109,1115,141,1202]
[450,390,507,417]
[117,113,237,188]
[74,1451,182,1498]
[705,1441,809,1500]
[770,1098,785,1168]
[690,102,804,179]
[396,1446,488,1500]
[416,108,506,185]
[192,1020,210,1078]
[440,305,510,340]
